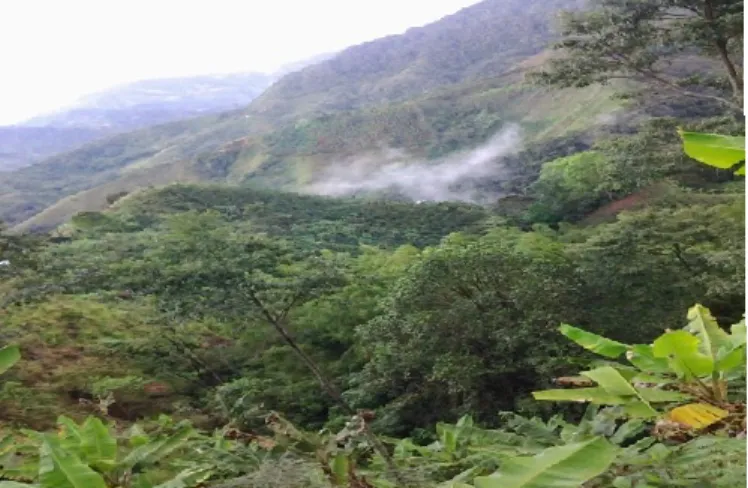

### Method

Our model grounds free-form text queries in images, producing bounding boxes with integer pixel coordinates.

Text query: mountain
[0,0,618,231]
[0,126,104,171]
[0,72,275,171]
[246,0,586,121]
[23,72,276,130]
[0,52,338,173]
[272,52,339,77]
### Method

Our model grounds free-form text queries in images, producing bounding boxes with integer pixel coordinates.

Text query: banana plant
[0,415,211,488]
[533,304,746,430]
[398,406,744,488]
[367,407,649,488]
[472,436,618,488]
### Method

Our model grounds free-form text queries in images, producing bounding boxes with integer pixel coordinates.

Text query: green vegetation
[0,165,743,485]
[247,0,586,119]
[0,0,744,486]
[679,130,746,175]
[531,0,743,111]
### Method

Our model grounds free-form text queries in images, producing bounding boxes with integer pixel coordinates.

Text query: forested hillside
[0,0,745,487]
[0,0,606,230]
[246,0,586,119]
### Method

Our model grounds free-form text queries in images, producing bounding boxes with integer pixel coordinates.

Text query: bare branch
[246,289,409,486]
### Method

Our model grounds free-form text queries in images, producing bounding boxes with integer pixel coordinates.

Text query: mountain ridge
[0,53,337,172]
[0,0,611,231]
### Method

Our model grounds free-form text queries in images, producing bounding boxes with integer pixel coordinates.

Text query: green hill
[62,183,494,251]
[0,0,615,231]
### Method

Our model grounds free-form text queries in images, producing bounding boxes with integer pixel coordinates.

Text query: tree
[351,228,585,433]
[564,198,745,327]
[531,0,744,111]
[123,211,406,483]
[527,151,618,223]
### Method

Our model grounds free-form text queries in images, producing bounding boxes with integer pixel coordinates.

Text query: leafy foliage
[0,1,744,486]
[0,415,213,488]
[532,0,744,110]
[679,130,746,175]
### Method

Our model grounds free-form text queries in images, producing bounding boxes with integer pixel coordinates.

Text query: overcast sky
[0,0,480,125]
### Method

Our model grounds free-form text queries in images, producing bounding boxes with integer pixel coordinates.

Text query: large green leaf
[533,386,687,405]
[729,319,746,347]
[635,388,691,403]
[437,423,458,454]
[679,130,745,175]
[38,437,107,488]
[716,318,748,374]
[120,425,194,470]
[533,387,626,404]
[79,417,117,472]
[558,324,628,358]
[652,331,714,378]
[473,437,617,488]
[152,468,212,488]
[716,346,746,373]
[581,367,657,417]
[626,344,670,373]
[685,305,731,362]
[0,345,20,376]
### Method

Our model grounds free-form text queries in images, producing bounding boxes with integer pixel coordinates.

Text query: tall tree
[531,0,744,111]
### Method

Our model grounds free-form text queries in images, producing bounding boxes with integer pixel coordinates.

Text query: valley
[0,0,744,487]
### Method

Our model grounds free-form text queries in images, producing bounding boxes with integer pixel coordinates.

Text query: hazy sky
[0,0,480,125]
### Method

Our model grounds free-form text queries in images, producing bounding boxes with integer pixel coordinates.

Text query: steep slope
[0,111,252,227]
[247,0,585,121]
[1,0,615,230]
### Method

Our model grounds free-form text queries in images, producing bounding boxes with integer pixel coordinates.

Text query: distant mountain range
[0,53,336,171]
[0,0,620,231]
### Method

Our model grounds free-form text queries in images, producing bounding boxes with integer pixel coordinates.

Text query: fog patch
[303,124,523,203]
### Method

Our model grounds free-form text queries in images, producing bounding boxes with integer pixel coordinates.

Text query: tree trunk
[248,292,410,486]
[714,38,743,103]
[704,0,743,106]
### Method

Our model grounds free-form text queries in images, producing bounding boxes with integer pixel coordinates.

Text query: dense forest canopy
[0,0,745,487]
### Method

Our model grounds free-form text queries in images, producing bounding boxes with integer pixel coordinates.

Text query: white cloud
[0,0,480,124]
[304,125,523,203]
